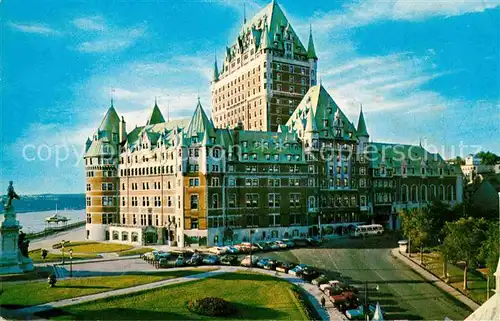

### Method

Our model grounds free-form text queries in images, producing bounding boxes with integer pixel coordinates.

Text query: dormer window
[102,144,110,154]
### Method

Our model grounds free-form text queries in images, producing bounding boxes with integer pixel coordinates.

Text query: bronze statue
[3,181,20,208]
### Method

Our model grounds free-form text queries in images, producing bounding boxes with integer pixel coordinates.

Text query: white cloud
[8,22,61,35]
[312,0,500,31]
[76,24,147,53]
[72,16,107,31]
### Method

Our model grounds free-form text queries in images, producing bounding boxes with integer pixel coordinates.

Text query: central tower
[211,1,318,132]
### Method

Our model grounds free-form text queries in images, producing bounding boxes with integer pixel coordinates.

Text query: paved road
[267,236,472,321]
[29,226,86,251]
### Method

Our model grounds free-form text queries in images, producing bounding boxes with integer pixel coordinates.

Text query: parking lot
[264,236,472,320]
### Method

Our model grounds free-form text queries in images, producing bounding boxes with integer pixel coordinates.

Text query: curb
[391,248,479,311]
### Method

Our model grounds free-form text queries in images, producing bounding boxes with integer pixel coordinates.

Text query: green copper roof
[146,102,165,126]
[224,1,306,62]
[185,100,216,139]
[307,26,317,60]
[356,107,369,137]
[368,142,453,175]
[286,84,357,140]
[213,57,219,81]
[305,108,318,132]
[98,104,120,133]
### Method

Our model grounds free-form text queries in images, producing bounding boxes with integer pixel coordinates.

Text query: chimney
[119,116,127,144]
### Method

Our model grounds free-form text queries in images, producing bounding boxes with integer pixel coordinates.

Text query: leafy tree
[480,222,499,281]
[476,151,500,165]
[442,217,488,290]
[399,208,431,263]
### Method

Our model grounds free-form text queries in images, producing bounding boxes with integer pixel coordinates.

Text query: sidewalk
[7,266,342,321]
[391,248,480,311]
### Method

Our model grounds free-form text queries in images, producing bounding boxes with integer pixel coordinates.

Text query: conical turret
[307,25,317,60]
[356,105,369,138]
[213,56,219,82]
[146,99,165,126]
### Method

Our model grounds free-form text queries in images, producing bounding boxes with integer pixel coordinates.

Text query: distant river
[13,210,86,234]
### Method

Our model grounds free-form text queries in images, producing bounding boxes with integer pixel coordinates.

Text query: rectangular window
[190,194,199,210]
[228,194,236,208]
[268,193,281,208]
[86,197,91,206]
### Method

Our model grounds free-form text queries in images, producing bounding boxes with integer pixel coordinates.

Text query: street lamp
[69,249,73,277]
[60,240,65,265]
[249,229,257,267]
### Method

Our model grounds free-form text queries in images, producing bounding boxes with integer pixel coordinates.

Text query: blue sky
[2,0,499,194]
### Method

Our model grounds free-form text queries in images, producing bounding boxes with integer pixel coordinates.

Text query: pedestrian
[321,296,326,308]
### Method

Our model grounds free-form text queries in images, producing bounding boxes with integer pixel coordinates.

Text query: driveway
[266,236,472,320]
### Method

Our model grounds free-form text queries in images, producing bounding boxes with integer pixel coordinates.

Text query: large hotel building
[84,2,463,247]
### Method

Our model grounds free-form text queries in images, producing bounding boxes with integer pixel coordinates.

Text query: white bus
[354,224,384,237]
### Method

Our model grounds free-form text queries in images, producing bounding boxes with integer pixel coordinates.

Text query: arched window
[121,231,129,241]
[439,185,445,201]
[430,184,437,199]
[131,232,139,242]
[401,184,409,203]
[447,185,455,201]
[410,185,418,202]
[112,231,119,240]
[420,185,428,202]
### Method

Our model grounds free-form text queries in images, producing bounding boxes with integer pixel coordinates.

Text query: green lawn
[0,269,216,309]
[117,247,155,257]
[29,249,99,263]
[422,252,492,304]
[37,273,310,320]
[63,242,134,253]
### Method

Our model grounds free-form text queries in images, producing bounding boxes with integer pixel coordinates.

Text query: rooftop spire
[307,24,318,60]
[146,100,165,126]
[213,53,219,82]
[356,104,369,137]
[243,2,247,24]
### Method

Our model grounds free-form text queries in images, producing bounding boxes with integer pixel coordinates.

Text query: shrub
[186,297,236,317]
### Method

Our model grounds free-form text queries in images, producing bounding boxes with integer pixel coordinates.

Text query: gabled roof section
[224,1,306,62]
[146,101,165,126]
[286,84,356,140]
[357,107,369,137]
[185,99,216,139]
[305,108,318,133]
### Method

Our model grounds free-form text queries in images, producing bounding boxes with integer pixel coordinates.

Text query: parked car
[288,264,308,276]
[209,247,227,255]
[220,255,239,266]
[174,255,185,267]
[240,255,260,267]
[264,259,279,270]
[241,242,259,251]
[266,241,281,251]
[234,244,250,253]
[281,239,295,248]
[276,262,295,273]
[202,254,220,265]
[312,274,329,285]
[143,252,155,260]
[274,241,288,249]
[158,258,170,268]
[256,242,271,251]
[152,250,170,260]
[226,246,239,254]
[301,267,320,282]
[256,258,270,268]
[186,253,203,265]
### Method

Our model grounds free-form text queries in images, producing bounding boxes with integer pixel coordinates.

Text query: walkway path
[391,248,480,310]
[8,266,343,321]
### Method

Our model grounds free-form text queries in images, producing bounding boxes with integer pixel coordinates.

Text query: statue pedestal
[0,206,34,274]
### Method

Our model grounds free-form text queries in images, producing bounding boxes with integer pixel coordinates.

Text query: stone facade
[84,85,462,247]
[211,1,317,132]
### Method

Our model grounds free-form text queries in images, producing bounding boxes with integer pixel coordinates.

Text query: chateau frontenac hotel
[84,1,463,246]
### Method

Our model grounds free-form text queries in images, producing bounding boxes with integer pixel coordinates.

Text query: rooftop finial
[243,1,247,24]
[154,96,158,106]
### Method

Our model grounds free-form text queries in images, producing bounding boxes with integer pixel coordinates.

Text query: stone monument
[0,181,34,274]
